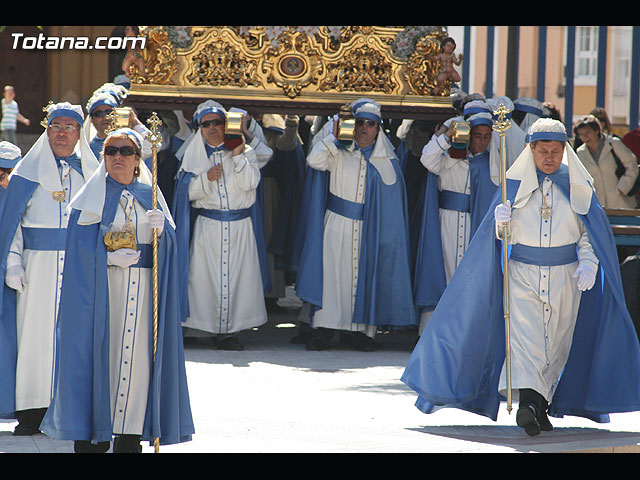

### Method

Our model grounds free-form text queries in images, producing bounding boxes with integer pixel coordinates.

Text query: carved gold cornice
[126,26,458,119]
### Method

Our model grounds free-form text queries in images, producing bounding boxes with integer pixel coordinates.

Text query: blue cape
[402,164,640,422]
[172,158,272,319]
[0,155,91,417]
[0,173,60,417]
[295,143,416,328]
[40,177,194,444]
[412,150,497,312]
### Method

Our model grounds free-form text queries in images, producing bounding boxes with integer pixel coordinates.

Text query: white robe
[108,189,152,435]
[420,133,475,282]
[418,134,478,332]
[497,175,598,402]
[306,136,377,338]
[183,147,268,335]
[8,160,84,411]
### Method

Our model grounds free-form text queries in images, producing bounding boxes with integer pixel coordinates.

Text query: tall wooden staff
[146,112,163,452]
[492,104,513,414]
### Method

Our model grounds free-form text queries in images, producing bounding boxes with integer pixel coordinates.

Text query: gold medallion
[52,190,66,202]
[539,205,552,219]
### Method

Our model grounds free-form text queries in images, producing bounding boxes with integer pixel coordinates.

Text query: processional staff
[492,104,513,415]
[146,112,163,453]
[105,107,164,452]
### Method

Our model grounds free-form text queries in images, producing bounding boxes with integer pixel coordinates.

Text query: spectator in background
[1,86,30,145]
[575,114,638,209]
[622,124,640,167]
[542,102,562,122]
[590,107,617,137]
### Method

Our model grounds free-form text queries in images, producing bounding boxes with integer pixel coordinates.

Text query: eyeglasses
[355,119,378,128]
[0,169,12,181]
[49,123,79,133]
[104,145,137,157]
[90,109,114,118]
[201,119,224,128]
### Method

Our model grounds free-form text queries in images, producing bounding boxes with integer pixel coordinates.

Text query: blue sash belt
[439,190,471,213]
[22,227,66,251]
[197,207,252,222]
[327,193,365,221]
[510,243,578,266]
[135,243,153,269]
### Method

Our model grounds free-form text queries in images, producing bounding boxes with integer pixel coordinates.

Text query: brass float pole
[492,104,513,414]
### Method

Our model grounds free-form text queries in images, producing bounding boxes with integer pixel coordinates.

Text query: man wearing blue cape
[413,104,497,335]
[402,118,640,436]
[0,141,21,200]
[295,100,416,351]
[172,100,272,351]
[0,102,99,436]
[40,128,194,452]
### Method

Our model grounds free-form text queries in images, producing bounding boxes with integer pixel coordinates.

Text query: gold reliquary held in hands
[224,110,245,150]
[105,107,133,134]
[104,222,138,252]
[336,103,355,148]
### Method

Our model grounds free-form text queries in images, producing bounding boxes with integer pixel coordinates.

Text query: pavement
[2,292,640,454]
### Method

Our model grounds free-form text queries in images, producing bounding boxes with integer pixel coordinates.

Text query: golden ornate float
[124,26,459,120]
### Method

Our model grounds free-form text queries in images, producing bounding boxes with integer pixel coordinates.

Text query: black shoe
[305,328,333,351]
[516,404,541,436]
[538,399,553,431]
[353,333,377,352]
[113,435,142,453]
[13,408,46,436]
[13,423,41,436]
[217,335,245,351]
[305,336,331,351]
[74,440,111,453]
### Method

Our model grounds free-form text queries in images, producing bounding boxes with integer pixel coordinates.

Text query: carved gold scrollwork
[186,40,261,88]
[263,31,323,98]
[127,27,459,116]
[320,45,396,94]
[130,26,177,85]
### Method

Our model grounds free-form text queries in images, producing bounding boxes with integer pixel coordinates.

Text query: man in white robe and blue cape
[0,102,99,435]
[172,100,271,350]
[402,118,640,435]
[412,109,498,334]
[40,128,194,449]
[295,100,416,351]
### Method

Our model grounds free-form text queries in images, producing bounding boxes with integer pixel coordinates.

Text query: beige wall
[468,26,606,126]
[45,26,115,105]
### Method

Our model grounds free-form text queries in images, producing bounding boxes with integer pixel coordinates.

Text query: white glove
[494,200,512,224]
[107,248,141,268]
[146,209,165,236]
[5,264,27,293]
[574,263,597,291]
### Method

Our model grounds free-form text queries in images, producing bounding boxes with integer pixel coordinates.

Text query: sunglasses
[201,119,224,128]
[0,169,12,181]
[355,119,378,127]
[49,123,79,133]
[104,145,137,157]
[90,109,114,118]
